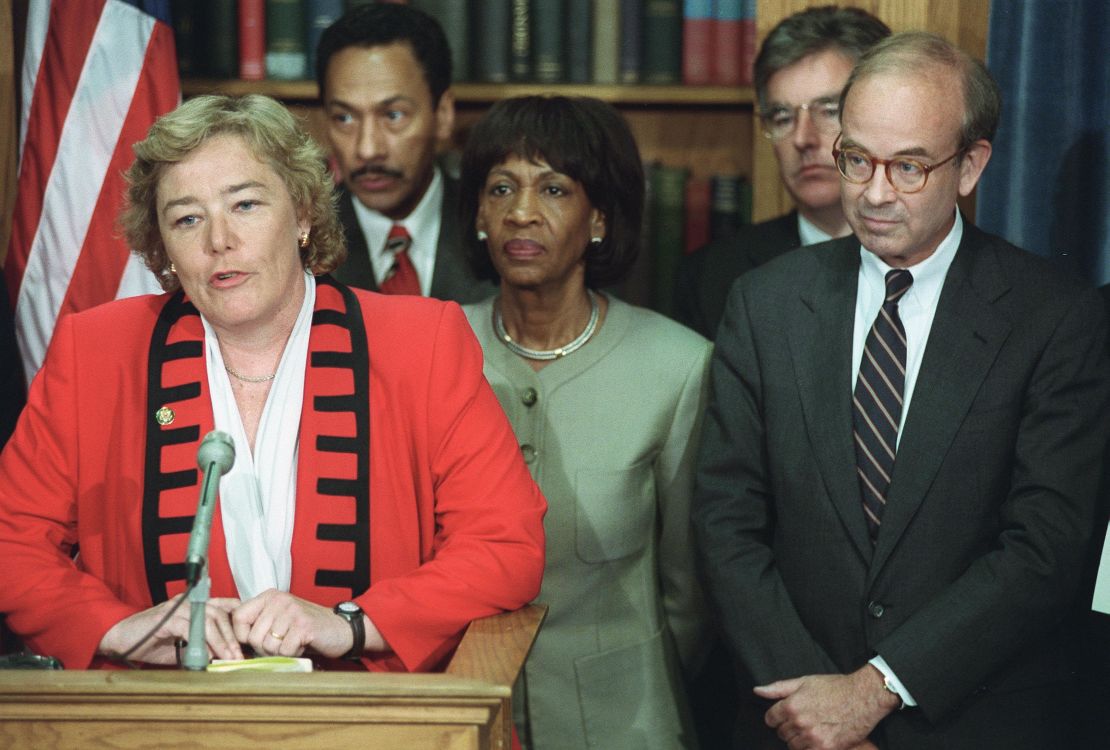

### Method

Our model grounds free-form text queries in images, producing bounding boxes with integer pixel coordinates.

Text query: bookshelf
[178,0,991,225]
[180,79,757,188]
[0,0,993,268]
[182,80,755,107]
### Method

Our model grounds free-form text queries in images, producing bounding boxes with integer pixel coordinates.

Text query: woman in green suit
[459,96,711,750]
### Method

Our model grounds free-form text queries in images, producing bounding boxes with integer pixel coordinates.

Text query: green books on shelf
[266,0,308,81]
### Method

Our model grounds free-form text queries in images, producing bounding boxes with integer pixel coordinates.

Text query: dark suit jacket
[673,212,800,339]
[693,222,1110,749]
[0,281,25,450]
[333,175,496,304]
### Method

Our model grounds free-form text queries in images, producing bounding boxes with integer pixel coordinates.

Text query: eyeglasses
[832,134,964,194]
[759,97,841,141]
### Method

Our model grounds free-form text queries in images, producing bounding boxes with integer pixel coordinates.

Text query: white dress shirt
[854,211,963,706]
[797,212,835,247]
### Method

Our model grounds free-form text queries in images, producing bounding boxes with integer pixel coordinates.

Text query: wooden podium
[0,605,544,749]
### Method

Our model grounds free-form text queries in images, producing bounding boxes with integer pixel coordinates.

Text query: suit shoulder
[349,285,461,328]
[684,212,800,270]
[742,235,850,285]
[65,293,167,331]
[972,228,1099,302]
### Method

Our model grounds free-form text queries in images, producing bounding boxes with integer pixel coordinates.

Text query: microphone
[184,430,235,586]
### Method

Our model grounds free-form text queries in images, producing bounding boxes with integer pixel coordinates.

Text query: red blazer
[0,277,545,671]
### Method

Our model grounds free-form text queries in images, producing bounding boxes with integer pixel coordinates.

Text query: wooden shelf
[181,79,755,108]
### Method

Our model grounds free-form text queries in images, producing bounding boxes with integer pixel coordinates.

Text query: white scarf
[202,272,316,599]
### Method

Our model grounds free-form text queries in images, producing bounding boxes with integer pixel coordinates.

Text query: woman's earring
[477,230,489,242]
[170,262,177,274]
[298,231,310,248]
[590,236,603,245]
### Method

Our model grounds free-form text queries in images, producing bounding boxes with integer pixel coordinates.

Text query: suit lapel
[790,239,874,560]
[335,189,379,292]
[869,225,1013,577]
[428,175,468,300]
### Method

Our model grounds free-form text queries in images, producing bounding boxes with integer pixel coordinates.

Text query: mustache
[351,164,403,181]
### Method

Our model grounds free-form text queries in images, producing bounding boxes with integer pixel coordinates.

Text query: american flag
[5,0,179,385]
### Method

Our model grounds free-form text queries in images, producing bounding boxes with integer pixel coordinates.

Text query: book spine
[171,0,198,77]
[239,0,266,81]
[713,0,741,86]
[566,0,592,83]
[306,0,345,84]
[474,1,511,83]
[618,0,642,84]
[738,0,756,86]
[510,0,532,81]
[592,0,620,84]
[205,0,238,79]
[411,0,470,82]
[710,173,741,239]
[266,0,308,81]
[683,175,711,254]
[649,162,688,316]
[682,0,713,86]
[643,0,681,84]
[533,0,567,83]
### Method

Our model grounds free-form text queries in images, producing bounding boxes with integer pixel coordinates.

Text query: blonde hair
[120,94,346,291]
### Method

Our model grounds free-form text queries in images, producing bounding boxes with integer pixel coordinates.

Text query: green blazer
[465,295,712,750]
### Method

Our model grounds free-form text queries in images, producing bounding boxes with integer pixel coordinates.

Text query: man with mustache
[695,31,1110,749]
[317,3,494,302]
[674,6,889,340]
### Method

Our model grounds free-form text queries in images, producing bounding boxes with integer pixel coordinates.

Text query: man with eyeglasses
[674,6,890,339]
[694,31,1110,750]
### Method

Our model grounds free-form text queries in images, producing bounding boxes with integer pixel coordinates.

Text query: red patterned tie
[379,225,421,295]
[853,269,914,541]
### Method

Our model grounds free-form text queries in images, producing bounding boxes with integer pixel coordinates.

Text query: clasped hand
[753,666,901,750]
[98,589,354,664]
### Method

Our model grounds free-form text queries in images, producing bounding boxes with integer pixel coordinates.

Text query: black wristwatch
[333,601,366,660]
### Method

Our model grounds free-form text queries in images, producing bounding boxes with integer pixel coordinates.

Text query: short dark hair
[754,5,890,110]
[459,96,644,289]
[315,3,452,104]
[841,31,1001,150]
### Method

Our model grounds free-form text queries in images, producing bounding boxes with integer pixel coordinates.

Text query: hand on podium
[98,594,242,664]
[230,589,386,659]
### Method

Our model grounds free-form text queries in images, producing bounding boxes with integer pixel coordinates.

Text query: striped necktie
[379,224,421,295]
[853,269,914,541]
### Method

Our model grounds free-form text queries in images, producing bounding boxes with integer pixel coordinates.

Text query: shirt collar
[797,212,835,246]
[351,167,443,281]
[858,209,963,300]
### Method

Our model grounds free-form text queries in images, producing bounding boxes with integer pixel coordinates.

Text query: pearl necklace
[225,365,277,383]
[494,291,600,361]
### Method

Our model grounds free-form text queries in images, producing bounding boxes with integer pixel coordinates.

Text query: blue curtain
[977,0,1110,285]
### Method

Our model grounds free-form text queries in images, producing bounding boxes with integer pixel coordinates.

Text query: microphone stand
[180,431,235,671]
[182,563,211,671]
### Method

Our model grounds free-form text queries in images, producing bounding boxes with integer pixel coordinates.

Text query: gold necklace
[494,291,599,361]
[224,365,276,383]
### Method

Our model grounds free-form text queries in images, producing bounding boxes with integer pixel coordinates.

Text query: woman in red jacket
[0,94,545,671]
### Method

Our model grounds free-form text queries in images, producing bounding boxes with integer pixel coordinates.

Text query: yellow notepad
[207,656,313,673]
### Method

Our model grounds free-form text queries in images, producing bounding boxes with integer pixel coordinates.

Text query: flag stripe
[61,19,179,316]
[7,0,176,385]
[7,0,107,295]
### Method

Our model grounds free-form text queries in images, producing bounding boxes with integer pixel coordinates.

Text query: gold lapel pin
[154,406,175,426]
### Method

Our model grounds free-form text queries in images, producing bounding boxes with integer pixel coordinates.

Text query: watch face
[337,601,360,615]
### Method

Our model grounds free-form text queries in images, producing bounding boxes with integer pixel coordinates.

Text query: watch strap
[334,602,366,660]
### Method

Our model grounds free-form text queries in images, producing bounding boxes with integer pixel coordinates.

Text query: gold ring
[270,630,285,640]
